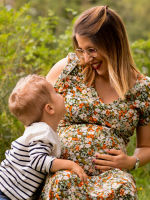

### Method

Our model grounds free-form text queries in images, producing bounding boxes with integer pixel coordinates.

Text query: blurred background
[1,0,150,41]
[0,0,150,199]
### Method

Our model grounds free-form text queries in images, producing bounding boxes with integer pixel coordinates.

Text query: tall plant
[0,4,73,161]
[131,39,150,77]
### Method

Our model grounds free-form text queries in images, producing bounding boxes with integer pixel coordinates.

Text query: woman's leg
[39,169,138,200]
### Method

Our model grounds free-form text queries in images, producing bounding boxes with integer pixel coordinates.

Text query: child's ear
[44,104,55,114]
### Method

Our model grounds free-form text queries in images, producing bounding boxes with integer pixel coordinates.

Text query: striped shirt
[0,122,61,200]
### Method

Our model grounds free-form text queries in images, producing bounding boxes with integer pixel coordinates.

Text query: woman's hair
[73,5,142,99]
[9,74,51,126]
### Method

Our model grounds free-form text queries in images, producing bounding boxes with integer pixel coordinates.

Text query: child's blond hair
[9,74,51,126]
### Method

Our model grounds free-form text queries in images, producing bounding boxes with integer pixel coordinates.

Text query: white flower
[82,90,87,94]
[99,134,105,140]
[87,92,92,97]
[71,194,76,200]
[88,131,95,135]
[71,186,76,192]
[63,138,67,143]
[63,175,69,180]
[84,165,89,170]
[95,108,101,112]
[82,127,88,131]
[93,115,98,119]
[66,94,72,98]
[102,110,106,114]
[119,104,124,107]
[128,109,134,113]
[132,116,137,120]
[130,191,134,196]
[135,100,140,104]
[68,137,72,142]
[79,114,87,119]
[112,119,118,124]
[90,193,97,197]
[88,98,93,103]
[125,113,130,118]
[112,183,118,188]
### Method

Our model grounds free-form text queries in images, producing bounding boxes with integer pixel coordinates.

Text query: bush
[0,4,73,161]
[132,39,150,77]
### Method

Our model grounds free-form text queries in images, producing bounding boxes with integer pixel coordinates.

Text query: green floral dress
[39,53,150,200]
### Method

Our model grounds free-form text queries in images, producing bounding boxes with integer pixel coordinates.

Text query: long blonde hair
[73,6,142,99]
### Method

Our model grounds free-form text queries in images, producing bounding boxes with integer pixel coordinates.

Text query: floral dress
[39,53,150,200]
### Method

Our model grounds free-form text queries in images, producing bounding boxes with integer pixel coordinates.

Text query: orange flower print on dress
[40,53,150,200]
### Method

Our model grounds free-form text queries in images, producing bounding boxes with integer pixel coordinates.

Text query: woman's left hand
[92,149,136,172]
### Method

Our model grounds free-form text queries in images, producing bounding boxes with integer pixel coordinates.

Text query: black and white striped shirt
[0,122,61,200]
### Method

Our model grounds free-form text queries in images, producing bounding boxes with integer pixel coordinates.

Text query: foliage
[3,0,150,42]
[0,4,73,161]
[0,3,150,199]
[132,39,150,76]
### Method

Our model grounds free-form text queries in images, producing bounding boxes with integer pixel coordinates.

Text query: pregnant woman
[39,5,150,199]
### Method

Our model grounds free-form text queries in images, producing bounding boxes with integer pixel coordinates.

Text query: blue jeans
[0,191,11,200]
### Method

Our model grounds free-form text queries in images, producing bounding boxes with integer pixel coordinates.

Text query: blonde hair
[9,74,51,126]
[73,5,142,99]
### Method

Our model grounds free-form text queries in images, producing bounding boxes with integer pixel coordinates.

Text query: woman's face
[76,34,108,76]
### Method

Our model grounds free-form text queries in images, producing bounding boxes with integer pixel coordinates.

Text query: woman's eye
[89,48,96,53]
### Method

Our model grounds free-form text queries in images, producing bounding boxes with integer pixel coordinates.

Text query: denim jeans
[0,191,11,200]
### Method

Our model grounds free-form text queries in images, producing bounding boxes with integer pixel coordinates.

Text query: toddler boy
[0,74,87,200]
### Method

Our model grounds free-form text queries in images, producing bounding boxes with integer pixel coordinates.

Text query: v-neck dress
[39,53,150,200]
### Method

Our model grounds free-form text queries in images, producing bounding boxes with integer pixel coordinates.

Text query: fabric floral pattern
[39,53,150,199]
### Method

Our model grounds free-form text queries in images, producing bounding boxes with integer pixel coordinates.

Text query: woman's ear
[44,104,55,115]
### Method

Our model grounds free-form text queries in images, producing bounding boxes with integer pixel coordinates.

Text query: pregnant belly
[58,124,127,176]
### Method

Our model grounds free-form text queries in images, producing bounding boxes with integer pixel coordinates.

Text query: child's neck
[41,118,59,132]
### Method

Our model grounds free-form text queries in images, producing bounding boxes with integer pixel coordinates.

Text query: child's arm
[29,140,87,182]
[50,159,87,183]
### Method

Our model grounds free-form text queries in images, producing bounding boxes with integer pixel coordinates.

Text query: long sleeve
[29,140,56,173]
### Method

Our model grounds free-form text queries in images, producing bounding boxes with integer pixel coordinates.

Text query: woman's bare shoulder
[46,57,68,85]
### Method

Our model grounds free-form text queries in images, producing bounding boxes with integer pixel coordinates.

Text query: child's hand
[71,162,87,183]
[50,159,87,183]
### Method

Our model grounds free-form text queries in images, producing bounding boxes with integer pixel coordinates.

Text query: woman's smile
[92,61,103,69]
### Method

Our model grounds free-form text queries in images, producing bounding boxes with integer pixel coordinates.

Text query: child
[0,74,87,200]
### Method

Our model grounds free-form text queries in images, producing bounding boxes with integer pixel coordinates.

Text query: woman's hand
[92,149,137,172]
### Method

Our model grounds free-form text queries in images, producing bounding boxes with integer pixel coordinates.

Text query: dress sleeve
[138,77,150,126]
[54,52,79,94]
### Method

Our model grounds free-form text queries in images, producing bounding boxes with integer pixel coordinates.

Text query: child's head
[9,74,56,126]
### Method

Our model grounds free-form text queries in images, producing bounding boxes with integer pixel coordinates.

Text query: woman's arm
[93,122,150,171]
[134,122,150,167]
[46,57,68,85]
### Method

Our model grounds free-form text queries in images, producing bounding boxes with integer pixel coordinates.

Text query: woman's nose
[83,52,93,64]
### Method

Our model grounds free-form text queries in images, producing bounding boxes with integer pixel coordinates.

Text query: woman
[39,5,150,199]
